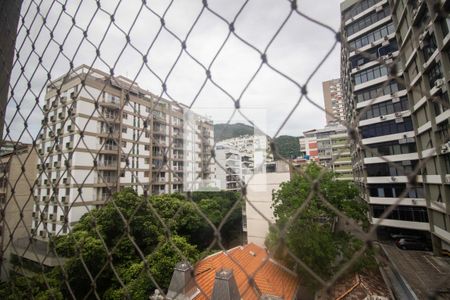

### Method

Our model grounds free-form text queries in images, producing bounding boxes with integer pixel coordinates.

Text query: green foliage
[266,163,370,287]
[273,135,301,159]
[0,189,243,299]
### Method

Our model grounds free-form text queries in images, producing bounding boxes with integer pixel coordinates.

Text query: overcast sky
[7,0,343,142]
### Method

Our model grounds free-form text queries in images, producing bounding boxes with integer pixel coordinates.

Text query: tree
[266,163,370,287]
[0,189,243,299]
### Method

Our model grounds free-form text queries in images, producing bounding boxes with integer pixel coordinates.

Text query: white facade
[214,143,243,191]
[245,164,290,246]
[34,65,214,239]
[219,134,272,174]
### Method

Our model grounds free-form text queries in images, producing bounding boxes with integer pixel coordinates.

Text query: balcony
[98,176,118,184]
[102,144,119,151]
[97,161,118,170]
[100,95,120,108]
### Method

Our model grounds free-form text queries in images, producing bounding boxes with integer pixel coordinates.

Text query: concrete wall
[245,172,290,246]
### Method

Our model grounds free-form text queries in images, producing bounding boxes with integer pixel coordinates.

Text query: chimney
[166,262,197,300]
[211,269,241,300]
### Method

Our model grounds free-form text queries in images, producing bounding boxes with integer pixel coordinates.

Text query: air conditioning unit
[442,144,449,154]
[382,40,390,47]
[435,78,445,88]
[395,117,404,123]
[445,174,450,184]
[402,160,412,166]
[392,97,400,103]
[375,5,383,12]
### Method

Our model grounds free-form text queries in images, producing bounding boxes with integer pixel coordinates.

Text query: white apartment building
[219,134,273,174]
[33,65,214,239]
[214,143,243,191]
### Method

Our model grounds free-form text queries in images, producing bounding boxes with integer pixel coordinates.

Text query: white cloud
[6,0,342,142]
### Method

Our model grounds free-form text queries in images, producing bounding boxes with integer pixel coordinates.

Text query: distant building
[219,134,273,173]
[0,141,26,156]
[0,144,37,279]
[299,129,319,162]
[167,243,300,300]
[214,143,243,191]
[245,161,290,246]
[322,78,344,124]
[299,125,352,179]
[34,65,215,240]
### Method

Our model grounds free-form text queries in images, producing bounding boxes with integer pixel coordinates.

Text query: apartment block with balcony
[34,65,214,240]
[341,0,428,238]
[214,143,243,191]
[323,79,345,124]
[388,0,450,254]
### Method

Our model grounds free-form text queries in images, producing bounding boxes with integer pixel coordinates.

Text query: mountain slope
[214,123,255,142]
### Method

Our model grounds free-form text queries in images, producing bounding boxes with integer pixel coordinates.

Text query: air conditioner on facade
[442,144,449,154]
[435,79,445,88]
[375,5,383,12]
[392,97,400,103]
[445,174,450,184]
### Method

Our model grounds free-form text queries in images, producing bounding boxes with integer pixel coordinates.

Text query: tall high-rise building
[33,65,214,240]
[322,79,345,124]
[341,1,429,242]
[388,0,450,253]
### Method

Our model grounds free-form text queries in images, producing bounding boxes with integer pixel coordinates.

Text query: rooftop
[192,243,299,300]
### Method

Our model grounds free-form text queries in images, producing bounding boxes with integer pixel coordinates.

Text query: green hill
[214,123,255,142]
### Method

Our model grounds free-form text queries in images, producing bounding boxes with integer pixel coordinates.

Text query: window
[422,34,438,62]
[343,0,381,21]
[345,6,390,36]
[358,97,409,120]
[349,23,395,50]
[372,205,428,222]
[360,117,413,138]
[354,65,388,85]
[121,141,127,147]
[365,140,416,157]
[144,171,149,177]
[122,112,128,119]
[122,127,127,133]
[426,62,443,87]
[366,161,418,176]
[355,81,403,103]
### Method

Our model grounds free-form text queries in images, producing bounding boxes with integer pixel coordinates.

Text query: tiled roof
[192,243,299,300]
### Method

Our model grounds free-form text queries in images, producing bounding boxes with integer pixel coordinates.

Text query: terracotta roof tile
[192,243,299,300]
